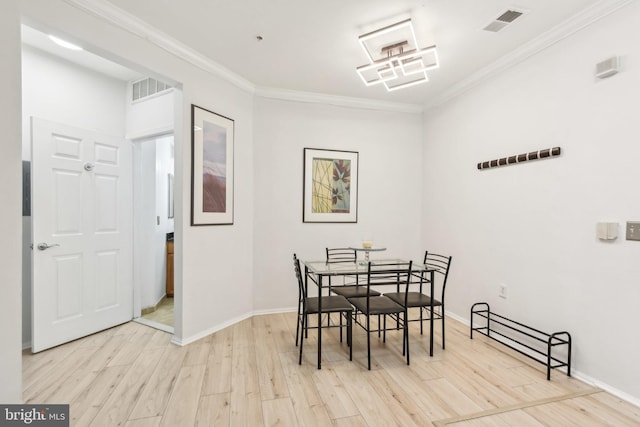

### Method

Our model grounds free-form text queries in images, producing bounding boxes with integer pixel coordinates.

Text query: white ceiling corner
[426,0,634,109]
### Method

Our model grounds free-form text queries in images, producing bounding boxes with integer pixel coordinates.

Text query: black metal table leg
[429,270,434,357]
[317,275,322,369]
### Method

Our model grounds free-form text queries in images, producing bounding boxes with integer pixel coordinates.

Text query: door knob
[37,243,60,250]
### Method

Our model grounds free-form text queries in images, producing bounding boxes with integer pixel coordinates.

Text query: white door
[31,117,133,352]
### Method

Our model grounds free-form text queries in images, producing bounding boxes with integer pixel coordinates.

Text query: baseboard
[141,294,168,316]
[171,311,254,346]
[446,311,470,327]
[171,306,297,346]
[253,306,297,316]
[571,370,640,408]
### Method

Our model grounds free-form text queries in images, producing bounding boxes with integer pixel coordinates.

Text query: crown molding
[62,0,424,113]
[255,86,424,113]
[425,0,633,110]
[63,0,629,114]
[63,0,256,93]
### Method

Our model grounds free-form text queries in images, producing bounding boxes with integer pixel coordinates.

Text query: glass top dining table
[303,258,421,276]
[301,258,437,369]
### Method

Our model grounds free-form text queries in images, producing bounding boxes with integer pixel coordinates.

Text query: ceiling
[24,0,621,109]
[21,25,144,82]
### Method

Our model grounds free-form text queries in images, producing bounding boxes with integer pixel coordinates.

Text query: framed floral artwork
[191,104,234,225]
[303,148,358,223]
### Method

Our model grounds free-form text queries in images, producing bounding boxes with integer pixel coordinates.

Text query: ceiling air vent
[131,77,172,102]
[483,9,526,32]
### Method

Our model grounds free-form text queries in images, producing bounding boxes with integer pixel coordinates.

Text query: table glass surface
[303,259,430,276]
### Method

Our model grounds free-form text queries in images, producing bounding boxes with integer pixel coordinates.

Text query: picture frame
[191,104,234,225]
[303,148,358,223]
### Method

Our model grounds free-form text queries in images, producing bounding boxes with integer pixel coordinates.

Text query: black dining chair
[294,254,353,367]
[326,247,357,264]
[347,260,413,370]
[384,252,452,349]
[326,247,381,299]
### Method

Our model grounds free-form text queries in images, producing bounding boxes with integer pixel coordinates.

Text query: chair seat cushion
[332,285,380,298]
[384,292,442,308]
[305,295,353,314]
[349,296,404,315]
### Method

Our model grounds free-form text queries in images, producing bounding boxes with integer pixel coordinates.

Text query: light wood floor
[23,312,640,426]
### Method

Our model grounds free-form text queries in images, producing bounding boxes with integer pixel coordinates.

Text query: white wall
[0,0,23,403]
[422,2,640,403]
[21,45,127,159]
[253,98,423,309]
[126,88,175,139]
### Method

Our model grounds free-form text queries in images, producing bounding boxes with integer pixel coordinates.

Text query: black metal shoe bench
[470,302,571,380]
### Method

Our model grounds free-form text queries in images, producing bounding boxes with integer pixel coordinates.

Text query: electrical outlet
[499,284,507,299]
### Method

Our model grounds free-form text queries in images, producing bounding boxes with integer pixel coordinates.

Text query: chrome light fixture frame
[356,19,438,92]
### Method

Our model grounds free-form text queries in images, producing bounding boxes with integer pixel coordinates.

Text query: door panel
[95,174,118,231]
[53,134,82,159]
[95,142,119,164]
[53,253,83,320]
[54,170,83,233]
[95,250,119,310]
[31,117,133,352]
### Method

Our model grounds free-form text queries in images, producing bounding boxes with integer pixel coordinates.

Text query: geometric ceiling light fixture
[356,18,438,92]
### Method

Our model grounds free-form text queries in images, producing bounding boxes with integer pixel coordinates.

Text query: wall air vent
[595,56,620,79]
[483,8,527,32]
[131,77,172,102]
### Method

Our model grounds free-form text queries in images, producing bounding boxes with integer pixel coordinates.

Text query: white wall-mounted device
[595,56,620,79]
[626,222,640,241]
[597,222,618,240]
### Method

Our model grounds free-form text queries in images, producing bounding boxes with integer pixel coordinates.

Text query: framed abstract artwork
[303,148,358,223]
[191,104,234,225]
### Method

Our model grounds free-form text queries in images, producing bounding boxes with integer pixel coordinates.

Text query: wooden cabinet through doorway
[166,240,174,297]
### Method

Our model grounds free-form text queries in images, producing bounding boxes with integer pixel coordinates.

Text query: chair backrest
[365,260,413,308]
[423,252,452,300]
[293,254,306,303]
[326,247,357,263]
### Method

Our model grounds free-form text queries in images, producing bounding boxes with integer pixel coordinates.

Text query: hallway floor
[141,297,174,328]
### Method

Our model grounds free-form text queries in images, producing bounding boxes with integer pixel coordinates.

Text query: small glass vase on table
[361,239,374,264]
[349,239,386,265]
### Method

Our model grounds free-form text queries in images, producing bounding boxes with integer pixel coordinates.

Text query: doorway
[22,24,179,348]
[133,134,175,333]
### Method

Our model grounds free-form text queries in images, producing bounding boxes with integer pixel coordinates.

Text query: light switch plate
[626,222,640,241]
